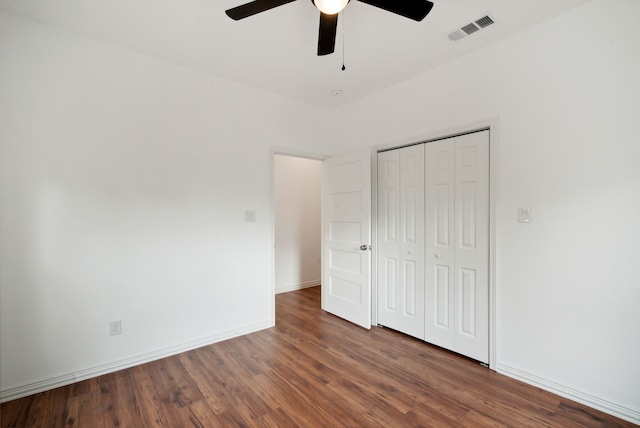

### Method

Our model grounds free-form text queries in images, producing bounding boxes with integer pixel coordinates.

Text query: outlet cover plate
[109,320,122,336]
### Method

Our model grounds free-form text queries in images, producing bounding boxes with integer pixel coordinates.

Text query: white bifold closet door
[424,131,489,363]
[377,144,425,340]
[377,130,489,363]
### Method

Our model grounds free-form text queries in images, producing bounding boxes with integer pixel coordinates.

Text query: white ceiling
[0,0,591,108]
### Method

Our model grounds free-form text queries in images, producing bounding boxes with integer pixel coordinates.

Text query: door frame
[372,118,499,369]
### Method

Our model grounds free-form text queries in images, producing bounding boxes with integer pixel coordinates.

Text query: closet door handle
[360,245,369,251]
[435,254,442,258]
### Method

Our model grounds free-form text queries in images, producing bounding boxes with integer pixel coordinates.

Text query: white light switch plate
[518,207,531,223]
[245,210,256,222]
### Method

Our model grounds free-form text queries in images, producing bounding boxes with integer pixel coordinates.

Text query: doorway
[273,154,323,294]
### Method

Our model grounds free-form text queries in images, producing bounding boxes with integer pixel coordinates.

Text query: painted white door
[424,139,456,349]
[322,150,372,329]
[424,131,489,363]
[377,145,425,339]
[452,131,489,363]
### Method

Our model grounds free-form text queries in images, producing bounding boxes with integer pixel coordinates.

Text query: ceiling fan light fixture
[314,0,349,15]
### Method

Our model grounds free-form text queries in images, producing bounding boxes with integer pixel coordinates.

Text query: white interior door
[377,145,425,339]
[322,150,372,329]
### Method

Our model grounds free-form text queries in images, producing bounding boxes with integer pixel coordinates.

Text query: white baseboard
[275,280,320,294]
[496,363,640,425]
[0,320,273,403]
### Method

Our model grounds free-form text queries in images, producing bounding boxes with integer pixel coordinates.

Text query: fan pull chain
[341,10,346,71]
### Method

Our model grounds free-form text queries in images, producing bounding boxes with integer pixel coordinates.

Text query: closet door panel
[377,145,425,339]
[398,145,425,339]
[377,151,400,328]
[453,131,489,364]
[424,139,455,349]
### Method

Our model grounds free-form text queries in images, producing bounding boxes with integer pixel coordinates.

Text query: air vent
[461,23,479,35]
[447,14,495,42]
[447,30,466,42]
[475,15,494,28]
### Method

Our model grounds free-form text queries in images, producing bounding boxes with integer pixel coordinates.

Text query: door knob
[360,244,369,251]
[435,254,442,258]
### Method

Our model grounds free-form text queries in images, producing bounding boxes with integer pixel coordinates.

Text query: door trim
[372,117,499,369]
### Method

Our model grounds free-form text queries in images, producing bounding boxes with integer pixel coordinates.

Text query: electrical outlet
[109,320,122,336]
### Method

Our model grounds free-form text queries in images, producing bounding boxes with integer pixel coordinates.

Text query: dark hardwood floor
[1,286,634,427]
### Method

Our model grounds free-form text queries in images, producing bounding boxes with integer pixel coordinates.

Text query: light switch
[518,207,531,223]
[245,210,256,222]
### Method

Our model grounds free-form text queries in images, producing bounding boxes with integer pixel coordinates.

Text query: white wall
[323,0,640,422]
[0,12,329,400]
[274,155,322,294]
[2,0,639,422]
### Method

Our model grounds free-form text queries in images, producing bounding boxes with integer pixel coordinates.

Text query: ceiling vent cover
[475,15,495,28]
[461,23,479,35]
[447,30,467,42]
[447,14,495,42]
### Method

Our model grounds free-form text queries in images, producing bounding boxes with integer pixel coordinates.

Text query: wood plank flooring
[1,286,634,427]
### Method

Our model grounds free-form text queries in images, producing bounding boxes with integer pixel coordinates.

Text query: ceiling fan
[225,0,434,56]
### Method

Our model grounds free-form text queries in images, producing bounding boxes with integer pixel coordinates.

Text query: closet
[377,130,489,363]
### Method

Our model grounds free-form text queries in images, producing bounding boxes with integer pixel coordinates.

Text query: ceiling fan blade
[317,13,338,56]
[357,0,433,21]
[226,0,297,20]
